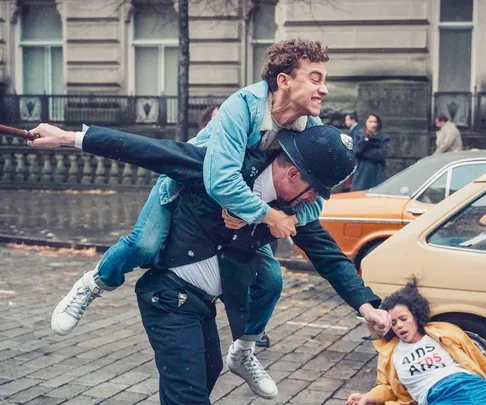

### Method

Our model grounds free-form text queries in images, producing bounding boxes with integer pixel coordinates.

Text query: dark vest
[157,148,292,269]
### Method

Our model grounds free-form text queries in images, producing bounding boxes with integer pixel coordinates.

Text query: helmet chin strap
[286,185,312,206]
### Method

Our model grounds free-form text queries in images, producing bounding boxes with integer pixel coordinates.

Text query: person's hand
[346,393,376,405]
[26,123,76,148]
[222,209,247,230]
[262,208,297,238]
[359,303,392,337]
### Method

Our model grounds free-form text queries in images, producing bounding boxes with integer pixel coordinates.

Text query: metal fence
[0,95,228,127]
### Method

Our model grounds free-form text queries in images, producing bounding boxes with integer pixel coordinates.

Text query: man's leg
[137,275,222,405]
[51,177,173,335]
[225,244,282,399]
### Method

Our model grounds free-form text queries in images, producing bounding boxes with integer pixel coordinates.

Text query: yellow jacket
[367,322,486,405]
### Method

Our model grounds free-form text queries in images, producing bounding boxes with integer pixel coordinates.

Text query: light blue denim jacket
[159,80,324,226]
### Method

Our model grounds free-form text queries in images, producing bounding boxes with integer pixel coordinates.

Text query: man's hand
[222,209,247,230]
[359,303,392,337]
[26,123,76,148]
[262,208,297,238]
[346,393,376,405]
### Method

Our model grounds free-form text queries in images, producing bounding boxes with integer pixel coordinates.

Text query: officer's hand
[346,393,376,405]
[262,208,297,238]
[27,123,76,149]
[222,209,247,230]
[359,304,392,337]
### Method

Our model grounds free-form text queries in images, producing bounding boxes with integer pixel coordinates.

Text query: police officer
[28,123,391,405]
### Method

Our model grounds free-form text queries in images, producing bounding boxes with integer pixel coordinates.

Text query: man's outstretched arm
[28,124,206,184]
[291,220,391,337]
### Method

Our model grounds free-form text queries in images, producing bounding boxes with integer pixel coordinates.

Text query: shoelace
[242,354,271,382]
[64,286,102,320]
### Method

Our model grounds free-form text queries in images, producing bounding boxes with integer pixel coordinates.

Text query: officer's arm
[291,220,381,311]
[203,93,271,224]
[82,126,206,184]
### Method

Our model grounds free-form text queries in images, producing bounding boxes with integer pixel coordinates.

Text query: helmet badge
[340,133,353,150]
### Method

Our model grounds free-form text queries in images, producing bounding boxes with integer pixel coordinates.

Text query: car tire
[432,313,486,356]
[354,239,385,269]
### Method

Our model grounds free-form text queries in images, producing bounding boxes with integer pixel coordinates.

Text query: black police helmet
[277,125,356,200]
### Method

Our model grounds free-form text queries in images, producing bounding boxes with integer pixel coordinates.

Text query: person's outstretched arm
[291,220,392,336]
[28,124,206,184]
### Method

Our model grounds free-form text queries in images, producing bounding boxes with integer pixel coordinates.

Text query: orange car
[315,151,486,267]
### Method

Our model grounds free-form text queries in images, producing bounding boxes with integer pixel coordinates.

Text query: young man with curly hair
[46,39,391,400]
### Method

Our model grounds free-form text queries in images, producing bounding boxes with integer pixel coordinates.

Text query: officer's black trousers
[137,274,223,405]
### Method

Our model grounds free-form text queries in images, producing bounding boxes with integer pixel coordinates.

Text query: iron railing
[0,95,228,127]
[1,93,485,131]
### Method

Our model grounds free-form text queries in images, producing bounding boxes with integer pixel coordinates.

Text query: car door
[402,161,486,222]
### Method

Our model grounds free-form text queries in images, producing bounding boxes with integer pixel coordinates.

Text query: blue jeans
[243,243,282,340]
[427,372,486,405]
[96,177,173,289]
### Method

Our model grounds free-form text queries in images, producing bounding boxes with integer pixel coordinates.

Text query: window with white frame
[20,4,63,95]
[250,0,277,84]
[435,0,475,126]
[133,3,179,96]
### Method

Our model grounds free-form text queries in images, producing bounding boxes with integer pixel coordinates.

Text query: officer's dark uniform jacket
[83,126,381,338]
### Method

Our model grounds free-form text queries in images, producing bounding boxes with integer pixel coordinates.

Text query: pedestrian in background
[433,114,463,155]
[342,111,362,191]
[351,114,389,191]
[345,111,361,143]
[198,104,220,129]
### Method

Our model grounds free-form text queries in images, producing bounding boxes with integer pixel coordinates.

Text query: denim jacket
[159,80,324,226]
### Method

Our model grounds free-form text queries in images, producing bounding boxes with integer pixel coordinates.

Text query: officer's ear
[286,165,300,180]
[276,72,291,91]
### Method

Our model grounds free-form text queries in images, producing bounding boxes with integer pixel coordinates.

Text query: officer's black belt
[165,270,220,304]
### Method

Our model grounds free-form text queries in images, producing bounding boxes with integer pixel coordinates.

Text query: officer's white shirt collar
[252,165,277,203]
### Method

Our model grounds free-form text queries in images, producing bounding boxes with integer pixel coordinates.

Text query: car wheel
[432,313,486,356]
[355,239,385,269]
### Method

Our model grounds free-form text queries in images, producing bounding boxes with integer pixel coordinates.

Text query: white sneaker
[227,344,278,399]
[51,270,103,336]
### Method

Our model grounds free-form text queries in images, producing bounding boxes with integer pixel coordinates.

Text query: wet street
[0,189,147,246]
[0,188,378,404]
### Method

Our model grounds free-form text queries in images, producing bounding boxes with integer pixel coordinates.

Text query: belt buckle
[210,295,219,304]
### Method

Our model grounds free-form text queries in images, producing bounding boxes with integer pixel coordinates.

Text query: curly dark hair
[261,39,329,92]
[381,276,430,341]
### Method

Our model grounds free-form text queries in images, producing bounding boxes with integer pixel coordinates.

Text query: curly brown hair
[261,39,329,92]
[381,276,430,341]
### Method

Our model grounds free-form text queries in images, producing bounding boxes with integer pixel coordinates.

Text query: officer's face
[285,59,328,117]
[275,165,318,207]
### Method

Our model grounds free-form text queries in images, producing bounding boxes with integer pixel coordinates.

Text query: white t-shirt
[392,334,471,405]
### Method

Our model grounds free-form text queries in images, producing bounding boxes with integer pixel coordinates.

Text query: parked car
[318,151,486,267]
[362,173,486,354]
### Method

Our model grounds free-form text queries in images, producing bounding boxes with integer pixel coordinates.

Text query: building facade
[0,0,484,130]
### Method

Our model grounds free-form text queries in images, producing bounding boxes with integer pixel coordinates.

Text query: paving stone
[5,384,51,404]
[83,382,129,398]
[0,377,43,396]
[0,245,381,404]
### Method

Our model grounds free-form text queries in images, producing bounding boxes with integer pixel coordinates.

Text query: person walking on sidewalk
[433,114,463,155]
[30,123,391,405]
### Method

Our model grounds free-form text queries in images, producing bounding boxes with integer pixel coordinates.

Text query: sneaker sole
[228,366,278,399]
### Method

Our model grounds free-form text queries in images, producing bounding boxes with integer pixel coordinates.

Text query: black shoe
[255,333,271,348]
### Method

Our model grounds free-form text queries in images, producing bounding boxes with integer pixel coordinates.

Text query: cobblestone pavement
[0,244,378,405]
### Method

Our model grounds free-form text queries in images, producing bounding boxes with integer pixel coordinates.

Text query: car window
[416,172,447,204]
[428,192,486,252]
[450,164,486,195]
